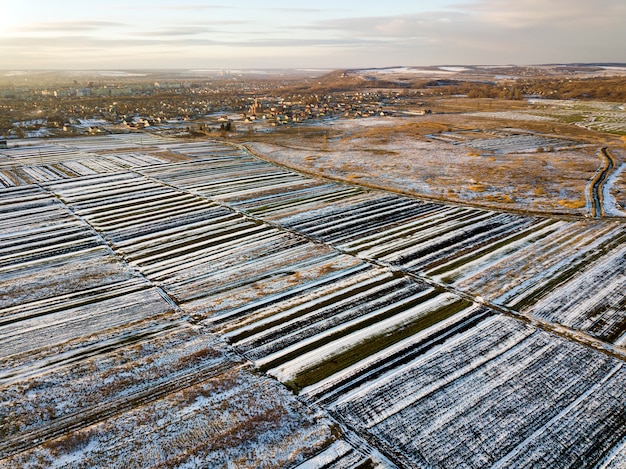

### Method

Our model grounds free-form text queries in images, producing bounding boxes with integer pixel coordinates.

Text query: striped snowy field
[1,136,625,468]
[238,184,626,345]
[0,184,177,382]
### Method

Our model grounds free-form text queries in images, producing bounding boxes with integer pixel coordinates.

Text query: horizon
[1,0,625,70]
[3,63,626,74]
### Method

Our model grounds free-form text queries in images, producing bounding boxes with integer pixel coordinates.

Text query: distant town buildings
[0,77,407,139]
[249,98,263,116]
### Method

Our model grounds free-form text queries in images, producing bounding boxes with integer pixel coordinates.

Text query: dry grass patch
[469,183,487,192]
[484,194,515,204]
[558,199,587,209]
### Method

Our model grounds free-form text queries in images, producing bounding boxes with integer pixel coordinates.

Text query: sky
[1,0,625,70]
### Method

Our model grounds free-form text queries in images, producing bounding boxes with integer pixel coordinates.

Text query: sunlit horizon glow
[1,0,624,70]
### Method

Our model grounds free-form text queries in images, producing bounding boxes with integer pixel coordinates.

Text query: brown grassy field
[234,104,624,216]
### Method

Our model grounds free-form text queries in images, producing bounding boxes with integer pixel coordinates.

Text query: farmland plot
[442,220,626,343]
[466,111,557,122]
[0,145,94,186]
[0,185,176,381]
[159,140,250,159]
[140,149,318,200]
[321,314,626,469]
[215,264,475,392]
[461,134,582,153]
[141,149,383,221]
[278,195,537,264]
[44,171,366,321]
[249,185,626,345]
[0,144,89,166]
[225,181,369,221]
[51,133,174,151]
[529,99,626,135]
[528,240,626,344]
[577,111,626,135]
[0,326,350,468]
[292,439,372,469]
[430,130,582,154]
[0,140,186,187]
[3,135,626,468]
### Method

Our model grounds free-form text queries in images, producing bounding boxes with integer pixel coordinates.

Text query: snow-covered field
[1,327,340,468]
[328,315,626,468]
[0,140,375,468]
[578,112,626,134]
[244,131,597,215]
[230,182,625,345]
[0,135,187,187]
[1,135,625,468]
[460,134,583,153]
[530,99,626,135]
[467,110,557,122]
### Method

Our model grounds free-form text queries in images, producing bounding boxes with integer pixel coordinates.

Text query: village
[0,70,412,139]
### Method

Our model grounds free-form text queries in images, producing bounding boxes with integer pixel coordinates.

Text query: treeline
[428,77,626,102]
[427,81,524,100]
[520,77,626,101]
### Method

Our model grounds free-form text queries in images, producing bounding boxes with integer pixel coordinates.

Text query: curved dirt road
[589,147,617,217]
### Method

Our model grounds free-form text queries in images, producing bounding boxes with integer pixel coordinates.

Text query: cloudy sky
[1,0,624,69]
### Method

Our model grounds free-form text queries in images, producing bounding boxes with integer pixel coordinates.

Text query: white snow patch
[301,304,485,400]
[438,66,470,72]
[355,67,455,76]
[293,440,354,468]
[49,437,99,468]
[76,119,108,128]
[603,162,626,216]
[266,292,457,382]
